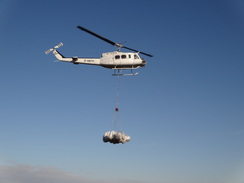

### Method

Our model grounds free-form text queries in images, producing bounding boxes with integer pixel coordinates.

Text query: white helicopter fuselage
[49,44,146,70]
[100,51,146,69]
[46,26,152,75]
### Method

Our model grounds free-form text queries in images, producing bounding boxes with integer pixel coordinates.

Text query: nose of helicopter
[141,59,147,67]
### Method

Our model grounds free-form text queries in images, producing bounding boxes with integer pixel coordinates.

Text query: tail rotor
[45,42,63,54]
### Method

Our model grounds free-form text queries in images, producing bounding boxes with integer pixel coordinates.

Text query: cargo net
[103,75,131,144]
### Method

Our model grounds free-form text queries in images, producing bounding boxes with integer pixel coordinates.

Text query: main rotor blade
[77,26,116,46]
[123,46,153,57]
[77,25,153,57]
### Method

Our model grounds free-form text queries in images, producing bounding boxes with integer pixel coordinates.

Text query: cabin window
[128,54,131,58]
[115,55,120,59]
[134,54,139,59]
[121,55,126,59]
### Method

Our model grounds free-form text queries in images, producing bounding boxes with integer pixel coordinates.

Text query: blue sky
[0,0,244,183]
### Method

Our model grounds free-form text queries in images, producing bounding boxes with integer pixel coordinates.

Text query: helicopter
[45,26,153,76]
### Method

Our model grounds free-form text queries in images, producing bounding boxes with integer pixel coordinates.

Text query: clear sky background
[0,0,244,183]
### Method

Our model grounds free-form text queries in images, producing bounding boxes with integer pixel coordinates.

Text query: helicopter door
[114,54,121,65]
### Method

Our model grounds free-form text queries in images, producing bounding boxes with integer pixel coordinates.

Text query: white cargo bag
[103,131,130,144]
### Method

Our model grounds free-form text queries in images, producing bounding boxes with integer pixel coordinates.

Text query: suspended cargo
[103,131,130,144]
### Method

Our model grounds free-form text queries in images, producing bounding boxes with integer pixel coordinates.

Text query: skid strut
[112,69,138,76]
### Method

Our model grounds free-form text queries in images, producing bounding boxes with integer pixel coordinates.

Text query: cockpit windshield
[134,54,140,59]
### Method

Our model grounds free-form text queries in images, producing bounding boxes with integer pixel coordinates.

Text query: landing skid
[112,70,138,76]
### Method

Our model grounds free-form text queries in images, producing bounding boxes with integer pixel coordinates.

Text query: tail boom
[45,43,100,65]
